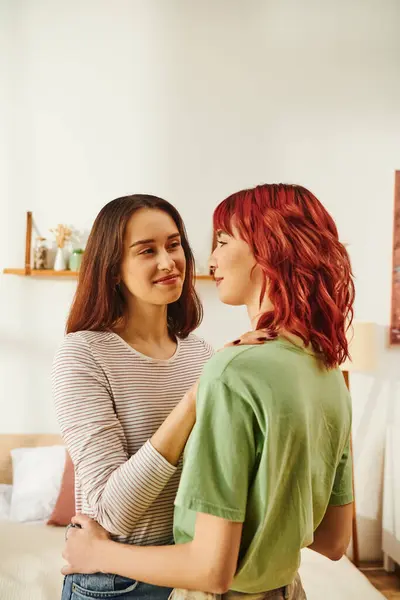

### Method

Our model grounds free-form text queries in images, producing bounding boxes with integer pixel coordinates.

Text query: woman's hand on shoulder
[182,330,277,412]
[224,329,277,348]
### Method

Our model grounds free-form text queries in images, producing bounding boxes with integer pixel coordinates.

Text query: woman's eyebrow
[130,233,180,248]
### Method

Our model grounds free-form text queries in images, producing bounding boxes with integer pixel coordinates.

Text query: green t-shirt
[173,337,353,593]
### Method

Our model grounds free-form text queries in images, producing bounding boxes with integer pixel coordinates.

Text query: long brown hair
[67,194,203,337]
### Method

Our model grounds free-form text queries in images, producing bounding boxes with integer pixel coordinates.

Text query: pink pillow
[47,451,75,526]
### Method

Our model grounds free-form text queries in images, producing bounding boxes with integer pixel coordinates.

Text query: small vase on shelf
[69,248,84,272]
[50,224,72,272]
[54,247,66,271]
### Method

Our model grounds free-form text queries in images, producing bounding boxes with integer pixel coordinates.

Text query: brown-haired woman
[53,194,266,600]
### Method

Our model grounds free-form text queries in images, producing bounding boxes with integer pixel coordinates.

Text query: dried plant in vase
[50,224,72,271]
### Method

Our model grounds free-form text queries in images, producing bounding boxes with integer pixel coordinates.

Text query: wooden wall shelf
[3,212,214,281]
[3,268,79,277]
[3,268,213,280]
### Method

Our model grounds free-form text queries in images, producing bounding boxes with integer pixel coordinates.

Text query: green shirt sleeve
[329,437,354,506]
[174,377,257,522]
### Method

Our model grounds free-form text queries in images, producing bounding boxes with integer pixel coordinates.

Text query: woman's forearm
[96,539,224,593]
[151,392,196,466]
[63,513,239,592]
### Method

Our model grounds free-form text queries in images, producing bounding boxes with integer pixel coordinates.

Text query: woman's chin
[164,287,184,304]
[216,288,245,306]
[217,291,235,306]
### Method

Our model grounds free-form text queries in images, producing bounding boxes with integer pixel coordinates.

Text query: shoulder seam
[213,345,260,378]
[68,330,114,349]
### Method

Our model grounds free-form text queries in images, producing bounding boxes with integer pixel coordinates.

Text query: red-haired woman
[53,194,267,600]
[61,185,355,600]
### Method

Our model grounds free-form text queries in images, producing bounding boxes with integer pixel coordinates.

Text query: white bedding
[299,548,385,600]
[0,520,64,600]
[0,520,385,600]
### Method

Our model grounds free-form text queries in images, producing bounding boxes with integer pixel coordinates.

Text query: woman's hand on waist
[62,514,111,575]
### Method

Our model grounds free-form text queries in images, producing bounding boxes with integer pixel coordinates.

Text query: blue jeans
[62,573,172,600]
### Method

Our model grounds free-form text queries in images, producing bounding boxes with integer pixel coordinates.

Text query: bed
[0,434,385,600]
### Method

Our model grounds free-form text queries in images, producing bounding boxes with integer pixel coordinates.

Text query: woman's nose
[208,253,217,275]
[158,250,175,271]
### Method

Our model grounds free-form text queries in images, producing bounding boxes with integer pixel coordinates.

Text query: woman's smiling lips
[153,274,181,285]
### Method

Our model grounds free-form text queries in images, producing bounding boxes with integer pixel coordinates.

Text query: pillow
[0,483,12,520]
[47,451,75,526]
[9,445,66,523]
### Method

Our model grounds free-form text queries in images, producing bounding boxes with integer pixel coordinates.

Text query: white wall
[1,0,399,561]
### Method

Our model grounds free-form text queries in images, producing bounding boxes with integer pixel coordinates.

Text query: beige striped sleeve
[51,334,177,536]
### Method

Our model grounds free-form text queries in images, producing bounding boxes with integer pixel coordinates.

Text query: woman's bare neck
[114,308,176,360]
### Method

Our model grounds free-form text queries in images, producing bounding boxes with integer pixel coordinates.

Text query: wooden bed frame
[0,434,62,484]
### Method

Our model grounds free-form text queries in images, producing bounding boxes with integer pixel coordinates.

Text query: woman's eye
[140,248,154,255]
[217,240,227,247]
[168,242,181,250]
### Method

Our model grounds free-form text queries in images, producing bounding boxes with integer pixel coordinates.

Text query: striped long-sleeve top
[51,330,213,546]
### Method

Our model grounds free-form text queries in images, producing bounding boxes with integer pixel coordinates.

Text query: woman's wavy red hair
[213,184,355,368]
